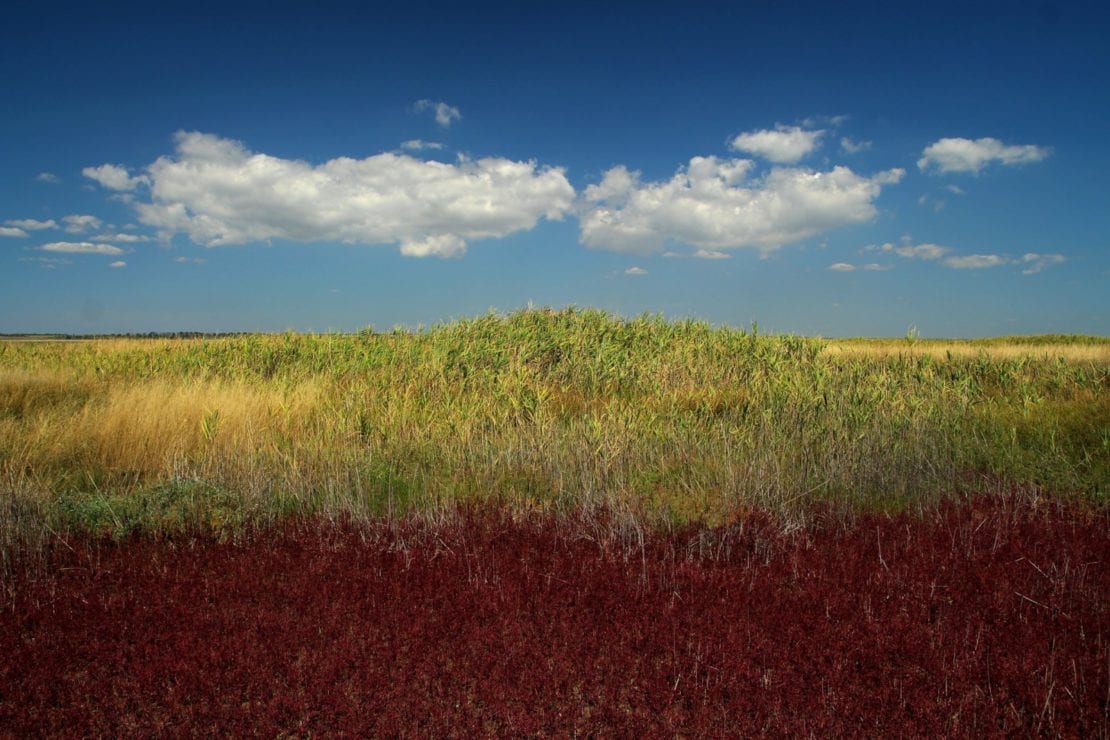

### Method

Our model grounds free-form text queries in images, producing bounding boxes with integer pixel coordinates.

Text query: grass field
[2,308,1107,556]
[1,309,1107,733]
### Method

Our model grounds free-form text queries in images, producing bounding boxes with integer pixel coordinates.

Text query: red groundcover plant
[1,496,1107,735]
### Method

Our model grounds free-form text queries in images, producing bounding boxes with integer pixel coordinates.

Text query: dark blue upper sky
[2,0,1107,335]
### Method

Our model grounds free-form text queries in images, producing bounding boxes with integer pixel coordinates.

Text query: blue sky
[2,0,1108,336]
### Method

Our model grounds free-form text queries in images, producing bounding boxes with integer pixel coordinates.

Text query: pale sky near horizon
[2,0,1108,336]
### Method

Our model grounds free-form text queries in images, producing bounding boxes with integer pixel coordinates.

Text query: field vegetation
[1,308,1107,564]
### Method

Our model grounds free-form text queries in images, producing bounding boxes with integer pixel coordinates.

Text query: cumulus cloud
[917,137,1051,174]
[62,214,103,234]
[414,99,461,128]
[6,218,57,231]
[0,226,28,238]
[943,253,1010,269]
[36,172,60,183]
[1020,252,1066,274]
[108,260,127,268]
[400,139,445,151]
[39,241,125,255]
[82,163,150,191]
[579,158,903,254]
[624,266,647,275]
[120,131,574,258]
[729,125,824,163]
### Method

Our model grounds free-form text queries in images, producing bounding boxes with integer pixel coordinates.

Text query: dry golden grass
[824,340,1110,363]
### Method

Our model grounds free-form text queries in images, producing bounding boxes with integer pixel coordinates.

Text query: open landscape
[4,1,1110,734]
[1,310,1107,733]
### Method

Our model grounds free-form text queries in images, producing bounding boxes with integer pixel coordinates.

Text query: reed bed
[1,309,1107,562]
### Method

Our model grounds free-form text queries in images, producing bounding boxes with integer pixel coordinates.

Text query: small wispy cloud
[172,256,207,264]
[92,233,149,243]
[917,194,945,212]
[414,99,461,128]
[108,260,127,268]
[918,137,1051,174]
[729,124,823,163]
[35,172,60,184]
[1020,252,1066,274]
[5,218,57,231]
[82,164,150,191]
[840,137,872,154]
[0,226,28,238]
[400,139,445,151]
[942,254,1010,269]
[865,240,1065,274]
[624,266,648,275]
[867,242,952,260]
[62,214,103,234]
[693,248,730,260]
[40,241,125,255]
[828,262,856,272]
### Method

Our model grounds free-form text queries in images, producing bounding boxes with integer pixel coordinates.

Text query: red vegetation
[1,498,1107,736]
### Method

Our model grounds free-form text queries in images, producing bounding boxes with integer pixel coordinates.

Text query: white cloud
[693,248,730,260]
[62,214,103,234]
[400,139,445,151]
[0,226,28,238]
[124,131,574,258]
[944,184,965,195]
[802,114,849,128]
[943,253,1010,269]
[82,163,150,191]
[414,99,461,128]
[91,233,149,243]
[580,157,902,254]
[828,262,856,272]
[863,262,892,272]
[173,256,207,264]
[918,137,1051,174]
[624,266,647,275]
[729,125,824,163]
[1020,252,1066,274]
[869,241,1062,273]
[840,137,871,154]
[40,241,125,255]
[872,242,951,260]
[35,172,60,184]
[108,261,127,268]
[5,218,57,231]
